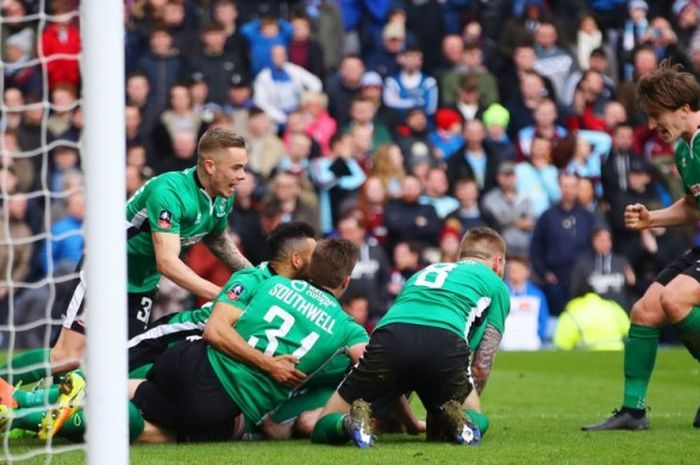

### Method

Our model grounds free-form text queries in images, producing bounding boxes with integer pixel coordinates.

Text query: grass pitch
[4,349,700,464]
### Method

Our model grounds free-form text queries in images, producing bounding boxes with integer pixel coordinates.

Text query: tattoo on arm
[471,324,502,395]
[204,231,252,272]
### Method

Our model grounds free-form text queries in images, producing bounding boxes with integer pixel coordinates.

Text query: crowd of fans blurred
[3,0,700,349]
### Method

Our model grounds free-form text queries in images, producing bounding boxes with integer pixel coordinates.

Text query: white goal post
[81,0,128,464]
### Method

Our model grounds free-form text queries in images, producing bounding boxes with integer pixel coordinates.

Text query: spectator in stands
[186,22,247,106]
[1,0,35,62]
[137,25,182,112]
[616,45,657,126]
[483,103,516,162]
[482,161,535,257]
[246,107,284,178]
[383,45,438,121]
[300,91,336,156]
[386,240,423,303]
[571,227,635,312]
[447,119,501,194]
[433,34,464,83]
[282,109,321,159]
[276,134,318,206]
[343,96,393,151]
[617,0,651,81]
[311,133,366,234]
[441,41,499,108]
[49,145,81,195]
[337,212,391,321]
[1,130,35,193]
[40,190,84,275]
[516,98,568,160]
[396,107,430,168]
[640,16,688,69]
[438,221,462,262]
[371,143,405,199]
[268,170,320,233]
[359,71,395,129]
[419,167,459,220]
[448,74,486,124]
[501,256,549,351]
[448,177,490,233]
[241,13,292,76]
[532,21,576,104]
[126,71,159,139]
[601,122,639,205]
[428,108,464,161]
[253,44,322,127]
[222,73,253,138]
[161,0,195,58]
[564,130,612,197]
[357,176,389,246]
[1,88,25,130]
[157,127,197,174]
[384,175,442,251]
[675,0,700,45]
[125,105,143,149]
[575,13,604,70]
[42,1,81,91]
[288,13,324,81]
[567,70,615,132]
[562,47,616,109]
[155,82,204,143]
[530,172,596,316]
[212,0,245,60]
[553,290,630,351]
[506,70,548,139]
[3,29,41,99]
[0,193,33,300]
[366,21,404,79]
[326,54,364,127]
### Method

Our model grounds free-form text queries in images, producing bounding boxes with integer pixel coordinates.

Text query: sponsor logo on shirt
[158,210,172,229]
[691,184,700,196]
[227,283,245,301]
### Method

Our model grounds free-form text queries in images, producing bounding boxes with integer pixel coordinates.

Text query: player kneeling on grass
[126,239,368,443]
[311,227,510,448]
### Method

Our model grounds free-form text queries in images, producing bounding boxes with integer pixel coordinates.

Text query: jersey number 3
[247,305,320,359]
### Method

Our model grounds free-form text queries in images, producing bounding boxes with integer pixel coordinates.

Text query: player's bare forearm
[203,303,306,386]
[649,195,699,228]
[153,232,220,300]
[204,231,252,272]
[471,324,502,395]
[396,395,425,435]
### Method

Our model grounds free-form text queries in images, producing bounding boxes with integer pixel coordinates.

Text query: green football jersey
[166,262,275,326]
[126,167,234,293]
[675,131,700,207]
[208,276,368,424]
[376,260,510,344]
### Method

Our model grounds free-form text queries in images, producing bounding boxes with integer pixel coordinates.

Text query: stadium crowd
[2,0,699,350]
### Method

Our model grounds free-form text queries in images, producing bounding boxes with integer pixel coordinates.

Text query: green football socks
[467,409,489,435]
[12,385,60,408]
[0,349,52,385]
[673,307,700,362]
[311,412,347,444]
[622,324,660,410]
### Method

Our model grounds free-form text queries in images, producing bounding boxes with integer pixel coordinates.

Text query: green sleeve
[553,312,579,351]
[469,282,509,351]
[215,268,263,308]
[344,320,369,348]
[145,187,184,234]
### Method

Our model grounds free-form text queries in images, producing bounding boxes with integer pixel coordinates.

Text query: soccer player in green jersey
[126,221,317,379]
[583,63,700,431]
[0,128,252,388]
[312,227,510,448]
[128,239,368,442]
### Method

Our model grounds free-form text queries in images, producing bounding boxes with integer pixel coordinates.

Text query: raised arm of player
[471,324,502,395]
[152,231,221,300]
[203,229,252,272]
[625,195,700,230]
[202,300,306,387]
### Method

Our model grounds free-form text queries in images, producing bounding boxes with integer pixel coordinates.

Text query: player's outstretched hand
[624,203,651,231]
[268,354,306,387]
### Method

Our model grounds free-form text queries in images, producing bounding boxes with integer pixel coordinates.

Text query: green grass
[3,349,700,464]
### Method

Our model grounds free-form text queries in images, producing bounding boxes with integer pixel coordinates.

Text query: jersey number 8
[414,263,458,289]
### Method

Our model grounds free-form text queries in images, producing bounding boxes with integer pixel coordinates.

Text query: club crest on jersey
[158,210,172,229]
[227,283,245,301]
[692,184,700,197]
[215,201,228,218]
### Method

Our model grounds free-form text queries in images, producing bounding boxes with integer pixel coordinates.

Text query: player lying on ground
[311,227,510,448]
[126,239,368,443]
[0,128,252,386]
[583,62,700,431]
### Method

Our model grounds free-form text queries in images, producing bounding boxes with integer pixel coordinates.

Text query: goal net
[0,0,128,463]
